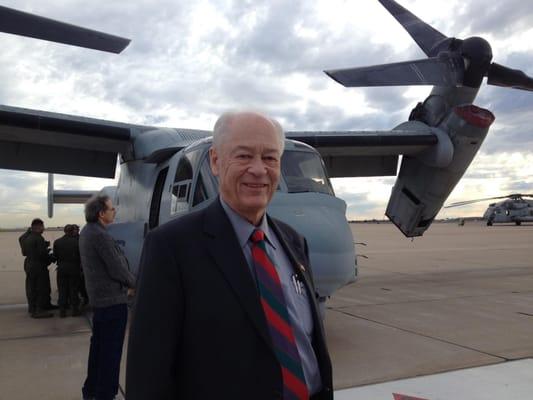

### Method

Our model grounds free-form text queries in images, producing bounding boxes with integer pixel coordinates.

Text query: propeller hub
[461,37,493,88]
[430,37,462,57]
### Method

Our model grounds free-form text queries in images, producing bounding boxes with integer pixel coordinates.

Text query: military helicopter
[446,193,533,226]
[2,0,533,303]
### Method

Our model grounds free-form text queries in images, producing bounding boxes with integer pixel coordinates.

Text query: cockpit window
[171,149,203,214]
[281,150,334,195]
[171,156,192,214]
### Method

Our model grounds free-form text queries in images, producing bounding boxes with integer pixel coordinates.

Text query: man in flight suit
[54,224,83,317]
[19,227,33,312]
[23,218,55,318]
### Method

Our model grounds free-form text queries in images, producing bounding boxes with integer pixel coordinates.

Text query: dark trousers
[25,272,31,311]
[44,268,52,306]
[24,260,51,312]
[82,303,128,400]
[57,270,81,310]
[26,268,50,313]
[79,275,90,304]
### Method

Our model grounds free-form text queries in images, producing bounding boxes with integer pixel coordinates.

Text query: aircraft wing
[1,103,441,180]
[0,104,215,179]
[286,128,438,177]
[0,105,137,178]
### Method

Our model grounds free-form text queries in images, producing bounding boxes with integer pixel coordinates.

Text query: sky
[1,0,533,228]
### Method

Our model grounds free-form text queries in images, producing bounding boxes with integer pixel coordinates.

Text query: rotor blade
[325,55,464,87]
[445,195,514,208]
[487,62,533,91]
[377,0,448,57]
[508,193,533,199]
[0,5,130,53]
[445,200,489,208]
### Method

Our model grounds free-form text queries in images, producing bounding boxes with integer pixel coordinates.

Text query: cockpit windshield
[281,150,334,195]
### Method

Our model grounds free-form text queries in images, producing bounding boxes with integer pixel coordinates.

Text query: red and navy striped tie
[250,229,309,400]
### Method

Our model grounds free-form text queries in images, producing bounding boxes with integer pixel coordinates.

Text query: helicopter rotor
[445,193,533,208]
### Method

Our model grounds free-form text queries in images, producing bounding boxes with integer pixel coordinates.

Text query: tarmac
[0,220,532,399]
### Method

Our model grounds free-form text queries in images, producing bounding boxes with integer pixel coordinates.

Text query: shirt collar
[219,197,276,250]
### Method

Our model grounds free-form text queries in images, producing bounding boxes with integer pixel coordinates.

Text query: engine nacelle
[386,104,495,237]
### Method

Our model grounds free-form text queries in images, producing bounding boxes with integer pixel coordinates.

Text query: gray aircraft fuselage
[106,138,357,300]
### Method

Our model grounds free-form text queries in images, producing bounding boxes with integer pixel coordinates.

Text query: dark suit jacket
[126,198,333,400]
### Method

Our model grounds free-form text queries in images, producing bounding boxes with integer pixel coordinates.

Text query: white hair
[212,110,285,153]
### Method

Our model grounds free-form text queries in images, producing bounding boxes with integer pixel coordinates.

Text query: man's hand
[127,288,136,297]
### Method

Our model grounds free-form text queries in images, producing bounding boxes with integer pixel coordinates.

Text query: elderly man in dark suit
[126,111,333,400]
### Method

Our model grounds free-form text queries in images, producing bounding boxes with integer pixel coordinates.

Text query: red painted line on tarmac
[393,393,430,400]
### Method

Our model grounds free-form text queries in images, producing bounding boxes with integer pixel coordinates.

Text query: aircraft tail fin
[47,174,97,218]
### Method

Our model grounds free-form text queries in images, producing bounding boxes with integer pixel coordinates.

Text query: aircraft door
[148,167,169,229]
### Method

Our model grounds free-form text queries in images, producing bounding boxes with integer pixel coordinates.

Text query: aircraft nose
[268,192,357,297]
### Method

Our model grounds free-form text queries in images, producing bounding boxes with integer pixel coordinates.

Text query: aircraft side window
[192,174,207,207]
[171,156,193,215]
[281,150,334,195]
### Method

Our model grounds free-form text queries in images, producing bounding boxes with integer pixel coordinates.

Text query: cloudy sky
[1,0,533,228]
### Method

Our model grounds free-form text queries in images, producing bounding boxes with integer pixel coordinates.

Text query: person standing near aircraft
[80,195,136,400]
[127,111,333,399]
[21,218,55,318]
[18,226,33,312]
[72,224,90,308]
[53,224,83,317]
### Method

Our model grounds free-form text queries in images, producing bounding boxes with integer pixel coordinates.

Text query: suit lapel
[202,198,272,348]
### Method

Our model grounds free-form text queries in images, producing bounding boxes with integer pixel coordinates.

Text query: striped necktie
[250,229,309,400]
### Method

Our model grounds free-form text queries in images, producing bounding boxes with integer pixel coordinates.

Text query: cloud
[2,0,533,228]
[454,0,533,38]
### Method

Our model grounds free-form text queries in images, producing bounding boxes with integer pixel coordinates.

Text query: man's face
[33,224,44,234]
[210,114,282,225]
[99,199,116,226]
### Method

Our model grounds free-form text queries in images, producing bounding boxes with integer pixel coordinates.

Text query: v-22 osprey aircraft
[1,0,533,304]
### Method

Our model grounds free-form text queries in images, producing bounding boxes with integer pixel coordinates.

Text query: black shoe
[44,304,59,310]
[59,309,67,318]
[72,308,82,317]
[31,311,54,319]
